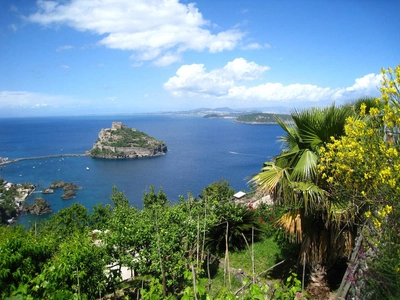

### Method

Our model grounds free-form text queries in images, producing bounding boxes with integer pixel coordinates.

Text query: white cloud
[242,42,271,50]
[164,59,382,105]
[9,24,17,32]
[222,58,270,81]
[28,0,245,65]
[0,91,84,108]
[153,53,181,67]
[61,64,70,69]
[345,73,381,93]
[226,83,337,102]
[56,45,74,52]
[164,58,270,96]
[242,43,262,50]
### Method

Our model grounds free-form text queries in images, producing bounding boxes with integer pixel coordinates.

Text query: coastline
[234,120,294,125]
[234,121,279,125]
[1,181,36,225]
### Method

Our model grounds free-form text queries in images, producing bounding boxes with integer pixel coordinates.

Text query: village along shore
[0,154,87,225]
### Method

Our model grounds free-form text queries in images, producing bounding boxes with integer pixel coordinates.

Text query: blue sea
[0,115,284,225]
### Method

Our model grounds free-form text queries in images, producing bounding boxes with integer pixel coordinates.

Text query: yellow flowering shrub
[319,65,400,210]
[318,118,389,201]
[380,65,400,127]
[364,205,393,231]
[319,65,400,296]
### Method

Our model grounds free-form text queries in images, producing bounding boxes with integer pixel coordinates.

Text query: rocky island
[50,181,82,200]
[22,197,52,215]
[87,122,167,159]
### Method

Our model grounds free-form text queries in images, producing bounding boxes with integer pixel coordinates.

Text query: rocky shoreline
[50,181,83,200]
[22,197,52,215]
[1,178,85,225]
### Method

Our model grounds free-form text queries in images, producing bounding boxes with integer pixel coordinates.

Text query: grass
[106,237,285,299]
[228,237,281,275]
[208,268,243,296]
[207,237,282,297]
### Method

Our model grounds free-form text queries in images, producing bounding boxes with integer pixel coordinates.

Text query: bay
[0,115,285,225]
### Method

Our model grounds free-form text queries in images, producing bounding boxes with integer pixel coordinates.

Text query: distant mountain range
[158,106,291,116]
[156,107,293,124]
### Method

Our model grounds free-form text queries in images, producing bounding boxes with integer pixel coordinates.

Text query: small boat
[86,167,90,171]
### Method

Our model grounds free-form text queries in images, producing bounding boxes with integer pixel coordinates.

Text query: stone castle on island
[87,122,167,159]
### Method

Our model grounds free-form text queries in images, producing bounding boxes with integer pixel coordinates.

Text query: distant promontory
[87,122,167,159]
[235,113,293,124]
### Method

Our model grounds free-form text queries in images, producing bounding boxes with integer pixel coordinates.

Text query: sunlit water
[0,115,285,225]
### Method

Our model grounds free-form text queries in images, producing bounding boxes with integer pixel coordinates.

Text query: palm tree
[250,104,356,297]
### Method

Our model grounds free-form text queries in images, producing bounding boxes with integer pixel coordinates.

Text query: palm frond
[291,104,353,150]
[290,149,318,181]
[290,181,326,215]
[275,150,300,172]
[326,196,363,228]
[275,117,300,149]
[249,162,289,194]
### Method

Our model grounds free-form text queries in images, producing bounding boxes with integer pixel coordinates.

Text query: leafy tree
[200,179,235,203]
[41,203,90,240]
[105,187,195,296]
[105,187,140,286]
[29,231,107,299]
[89,202,112,230]
[143,186,168,209]
[0,225,58,298]
[205,201,264,255]
[110,185,130,208]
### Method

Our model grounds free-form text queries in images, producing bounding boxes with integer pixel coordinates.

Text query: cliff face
[87,122,168,159]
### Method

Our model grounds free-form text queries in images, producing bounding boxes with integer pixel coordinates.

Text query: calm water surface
[0,115,285,224]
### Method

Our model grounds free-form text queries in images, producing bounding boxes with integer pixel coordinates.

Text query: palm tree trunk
[305,230,331,299]
[307,263,330,299]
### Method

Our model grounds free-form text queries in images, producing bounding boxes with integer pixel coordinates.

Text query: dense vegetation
[90,147,126,158]
[99,128,164,149]
[250,65,400,299]
[236,113,293,124]
[1,65,399,299]
[0,182,295,299]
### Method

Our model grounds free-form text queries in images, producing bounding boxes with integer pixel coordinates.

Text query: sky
[0,0,399,117]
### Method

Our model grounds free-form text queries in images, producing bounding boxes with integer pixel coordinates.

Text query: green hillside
[236,113,293,124]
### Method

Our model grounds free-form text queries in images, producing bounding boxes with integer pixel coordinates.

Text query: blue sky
[0,0,399,117]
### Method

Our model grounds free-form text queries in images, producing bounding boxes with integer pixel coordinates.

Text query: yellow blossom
[373,218,382,228]
[385,205,393,214]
